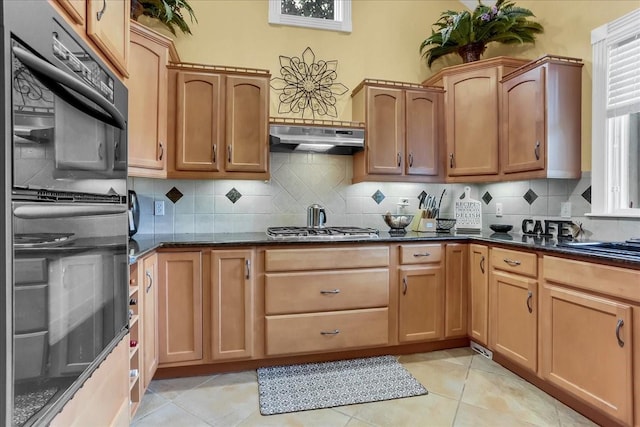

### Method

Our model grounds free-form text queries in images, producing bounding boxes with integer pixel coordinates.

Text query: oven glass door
[11,26,126,196]
[11,204,128,427]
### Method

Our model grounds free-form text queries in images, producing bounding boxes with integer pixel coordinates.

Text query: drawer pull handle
[408,153,413,167]
[320,329,340,335]
[534,140,540,160]
[526,290,533,313]
[402,277,408,295]
[480,255,485,274]
[228,145,232,163]
[245,259,251,279]
[397,152,402,167]
[320,289,340,295]
[159,142,164,161]
[449,153,454,168]
[145,270,153,293]
[413,252,430,257]
[616,319,625,347]
[212,143,217,163]
[503,258,521,267]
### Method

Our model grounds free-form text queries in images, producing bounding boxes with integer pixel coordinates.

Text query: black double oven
[2,2,129,426]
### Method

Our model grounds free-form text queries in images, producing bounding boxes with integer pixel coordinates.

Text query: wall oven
[2,1,128,426]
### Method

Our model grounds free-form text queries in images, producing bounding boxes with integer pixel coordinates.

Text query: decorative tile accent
[226,187,242,204]
[523,189,538,205]
[371,190,385,205]
[581,186,592,204]
[165,187,183,204]
[482,191,493,205]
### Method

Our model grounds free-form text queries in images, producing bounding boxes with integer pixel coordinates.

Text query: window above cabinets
[590,8,640,218]
[268,0,352,33]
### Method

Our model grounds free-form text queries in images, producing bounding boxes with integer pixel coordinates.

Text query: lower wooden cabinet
[445,244,468,338]
[210,249,254,360]
[489,269,537,372]
[141,253,158,389]
[157,251,203,364]
[398,266,444,342]
[542,256,637,425]
[468,244,489,346]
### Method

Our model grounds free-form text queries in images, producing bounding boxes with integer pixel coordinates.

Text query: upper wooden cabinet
[423,57,527,182]
[500,56,583,179]
[128,21,179,178]
[55,0,130,78]
[351,79,444,183]
[87,0,130,77]
[167,64,270,180]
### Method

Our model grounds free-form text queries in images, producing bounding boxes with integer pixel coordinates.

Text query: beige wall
[154,0,639,171]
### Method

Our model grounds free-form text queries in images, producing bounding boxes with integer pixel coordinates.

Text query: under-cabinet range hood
[269,118,365,155]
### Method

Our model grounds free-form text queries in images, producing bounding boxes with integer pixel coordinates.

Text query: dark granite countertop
[128,231,640,269]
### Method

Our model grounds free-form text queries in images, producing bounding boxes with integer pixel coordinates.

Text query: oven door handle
[13,203,127,219]
[12,46,126,130]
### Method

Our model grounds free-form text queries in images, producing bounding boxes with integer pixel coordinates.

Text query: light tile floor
[131,347,597,427]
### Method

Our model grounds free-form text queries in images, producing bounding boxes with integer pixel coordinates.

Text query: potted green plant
[131,0,198,35]
[419,0,543,67]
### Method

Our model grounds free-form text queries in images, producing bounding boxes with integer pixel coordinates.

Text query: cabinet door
[174,71,223,172]
[405,89,441,176]
[469,244,489,346]
[87,0,129,77]
[210,250,254,360]
[157,252,203,364]
[142,254,158,389]
[501,66,545,174]
[56,0,86,25]
[445,244,468,337]
[490,270,537,372]
[225,75,268,173]
[366,86,404,175]
[398,266,443,342]
[541,284,633,425]
[128,26,168,173]
[49,254,104,376]
[445,67,499,176]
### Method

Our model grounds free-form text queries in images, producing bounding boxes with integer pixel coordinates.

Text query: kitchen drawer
[15,331,48,380]
[265,246,389,272]
[14,258,47,284]
[544,256,640,301]
[265,269,389,315]
[399,244,443,264]
[491,247,537,277]
[265,308,389,356]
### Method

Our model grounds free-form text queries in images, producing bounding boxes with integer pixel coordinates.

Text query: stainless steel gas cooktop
[266,226,379,240]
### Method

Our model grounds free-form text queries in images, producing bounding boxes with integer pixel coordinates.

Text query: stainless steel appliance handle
[14,203,127,219]
[12,46,126,130]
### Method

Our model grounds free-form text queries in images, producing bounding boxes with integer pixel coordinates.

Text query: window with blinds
[591,8,640,216]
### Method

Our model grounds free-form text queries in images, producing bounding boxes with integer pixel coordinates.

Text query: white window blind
[606,35,640,116]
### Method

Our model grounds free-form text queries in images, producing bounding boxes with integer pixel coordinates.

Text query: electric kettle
[307,204,327,228]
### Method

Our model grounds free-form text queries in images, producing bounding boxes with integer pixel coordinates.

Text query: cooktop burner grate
[267,226,379,240]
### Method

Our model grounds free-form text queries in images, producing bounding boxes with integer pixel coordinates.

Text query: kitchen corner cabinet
[542,256,636,425]
[127,21,179,178]
[489,247,538,372]
[167,64,270,180]
[423,57,527,182]
[444,244,468,338]
[54,0,129,78]
[468,244,489,346]
[210,250,254,360]
[351,79,444,183]
[500,56,583,179]
[397,244,444,342]
[157,251,203,365]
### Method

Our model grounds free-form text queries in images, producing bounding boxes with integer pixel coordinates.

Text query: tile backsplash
[130,153,639,241]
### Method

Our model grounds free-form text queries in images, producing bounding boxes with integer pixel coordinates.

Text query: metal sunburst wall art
[270,47,348,119]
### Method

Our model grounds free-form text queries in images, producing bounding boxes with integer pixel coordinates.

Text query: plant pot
[457,42,486,63]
